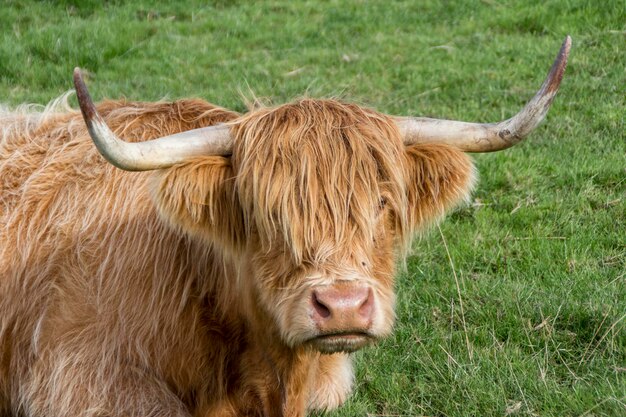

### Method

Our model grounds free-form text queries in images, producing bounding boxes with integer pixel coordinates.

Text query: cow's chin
[307,332,375,354]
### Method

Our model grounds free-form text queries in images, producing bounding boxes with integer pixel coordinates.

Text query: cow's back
[0,96,240,412]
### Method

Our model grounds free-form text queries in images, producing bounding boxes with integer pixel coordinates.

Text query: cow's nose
[310,284,374,331]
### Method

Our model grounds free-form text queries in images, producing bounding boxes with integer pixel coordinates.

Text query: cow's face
[229,100,409,353]
[153,99,474,354]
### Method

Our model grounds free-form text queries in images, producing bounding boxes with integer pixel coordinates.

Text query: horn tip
[73,67,85,88]
[560,35,572,63]
[563,35,572,48]
[73,68,97,123]
[544,36,572,95]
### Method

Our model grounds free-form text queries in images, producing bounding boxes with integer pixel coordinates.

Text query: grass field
[1,0,624,416]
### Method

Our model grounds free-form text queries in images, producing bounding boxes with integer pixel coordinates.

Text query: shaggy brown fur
[0,94,474,416]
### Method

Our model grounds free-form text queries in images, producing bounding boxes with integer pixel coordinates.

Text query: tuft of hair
[404,143,477,232]
[0,91,76,142]
[231,98,410,265]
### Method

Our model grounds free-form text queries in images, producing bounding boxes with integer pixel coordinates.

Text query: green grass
[1,0,624,415]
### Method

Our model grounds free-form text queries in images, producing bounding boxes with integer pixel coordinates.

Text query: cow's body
[0,96,474,416]
[0,35,571,417]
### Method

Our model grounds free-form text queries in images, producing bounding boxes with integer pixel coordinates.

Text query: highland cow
[0,37,569,416]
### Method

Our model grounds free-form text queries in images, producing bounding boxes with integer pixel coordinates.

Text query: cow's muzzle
[307,283,376,353]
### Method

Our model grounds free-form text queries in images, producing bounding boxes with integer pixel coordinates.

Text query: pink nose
[310,284,374,331]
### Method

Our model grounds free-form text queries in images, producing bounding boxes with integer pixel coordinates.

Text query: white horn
[397,36,571,152]
[73,68,233,171]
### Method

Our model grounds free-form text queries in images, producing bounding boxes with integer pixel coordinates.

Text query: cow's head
[73,37,570,354]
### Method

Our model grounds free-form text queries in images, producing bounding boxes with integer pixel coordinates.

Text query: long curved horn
[397,36,571,152]
[73,68,233,171]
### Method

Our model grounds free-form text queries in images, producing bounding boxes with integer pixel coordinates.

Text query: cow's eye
[378,197,387,212]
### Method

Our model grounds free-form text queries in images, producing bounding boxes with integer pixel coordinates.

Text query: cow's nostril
[358,288,374,319]
[312,291,331,319]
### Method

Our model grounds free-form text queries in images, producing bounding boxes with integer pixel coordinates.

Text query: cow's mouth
[308,332,374,354]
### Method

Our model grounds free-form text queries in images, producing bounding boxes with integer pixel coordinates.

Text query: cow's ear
[404,143,476,231]
[150,156,245,253]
